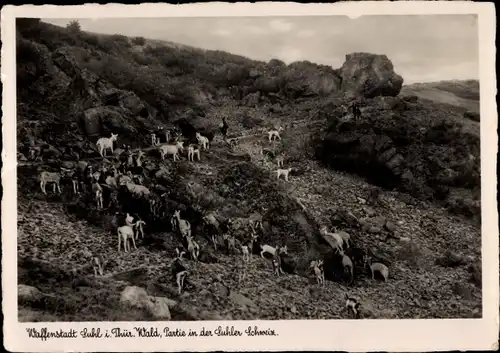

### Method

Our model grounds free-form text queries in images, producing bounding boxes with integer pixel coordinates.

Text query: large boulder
[281,61,341,98]
[339,53,404,98]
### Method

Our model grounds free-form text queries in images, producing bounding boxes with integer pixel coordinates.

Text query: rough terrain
[16,19,481,321]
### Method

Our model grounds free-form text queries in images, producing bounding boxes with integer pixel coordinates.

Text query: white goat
[195,132,209,150]
[186,235,200,262]
[364,256,389,281]
[151,133,160,147]
[92,182,103,209]
[268,126,284,142]
[159,141,184,161]
[96,133,118,157]
[173,210,191,238]
[135,150,145,167]
[39,171,62,195]
[310,259,325,286]
[241,245,251,263]
[92,255,107,277]
[276,154,285,168]
[333,227,351,248]
[134,220,146,240]
[117,225,137,252]
[319,226,344,253]
[260,244,288,259]
[276,167,293,182]
[176,270,188,295]
[187,144,201,162]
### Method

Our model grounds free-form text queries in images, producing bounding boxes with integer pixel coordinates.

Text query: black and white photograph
[2,2,498,352]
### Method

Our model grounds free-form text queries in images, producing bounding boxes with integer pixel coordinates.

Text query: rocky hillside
[17,19,481,321]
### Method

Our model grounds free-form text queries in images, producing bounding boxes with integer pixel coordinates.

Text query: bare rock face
[339,52,404,98]
[281,61,342,99]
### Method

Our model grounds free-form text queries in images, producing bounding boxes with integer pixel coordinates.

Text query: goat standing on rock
[268,126,284,142]
[159,141,184,161]
[187,144,201,162]
[39,171,62,195]
[276,168,293,182]
[185,235,200,262]
[117,224,137,252]
[195,132,210,150]
[310,259,325,286]
[96,133,118,157]
[172,210,191,238]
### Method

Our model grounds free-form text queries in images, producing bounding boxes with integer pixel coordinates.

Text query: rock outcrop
[317,96,480,203]
[339,52,404,98]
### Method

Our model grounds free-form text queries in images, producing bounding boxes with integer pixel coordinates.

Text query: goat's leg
[118,232,121,252]
[52,183,56,193]
[40,181,46,194]
[57,182,62,194]
[131,235,137,250]
[177,276,182,294]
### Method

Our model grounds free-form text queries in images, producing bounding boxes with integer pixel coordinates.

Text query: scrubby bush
[79,32,100,47]
[132,36,146,46]
[110,34,131,48]
[241,114,264,129]
[66,20,81,34]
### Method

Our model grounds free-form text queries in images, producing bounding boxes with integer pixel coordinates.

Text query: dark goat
[174,118,198,143]
[220,117,229,138]
[279,253,296,274]
[323,252,345,282]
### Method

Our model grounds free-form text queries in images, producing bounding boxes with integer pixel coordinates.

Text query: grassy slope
[401,80,480,136]
[401,80,479,113]
[17,21,482,321]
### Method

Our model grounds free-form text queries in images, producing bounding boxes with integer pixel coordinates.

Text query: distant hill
[401,80,479,114]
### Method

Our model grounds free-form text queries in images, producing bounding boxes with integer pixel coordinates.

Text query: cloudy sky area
[44,15,478,85]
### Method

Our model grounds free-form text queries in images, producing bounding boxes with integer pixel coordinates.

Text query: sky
[43,15,479,85]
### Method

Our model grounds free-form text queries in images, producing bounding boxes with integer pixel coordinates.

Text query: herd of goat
[29,120,390,318]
